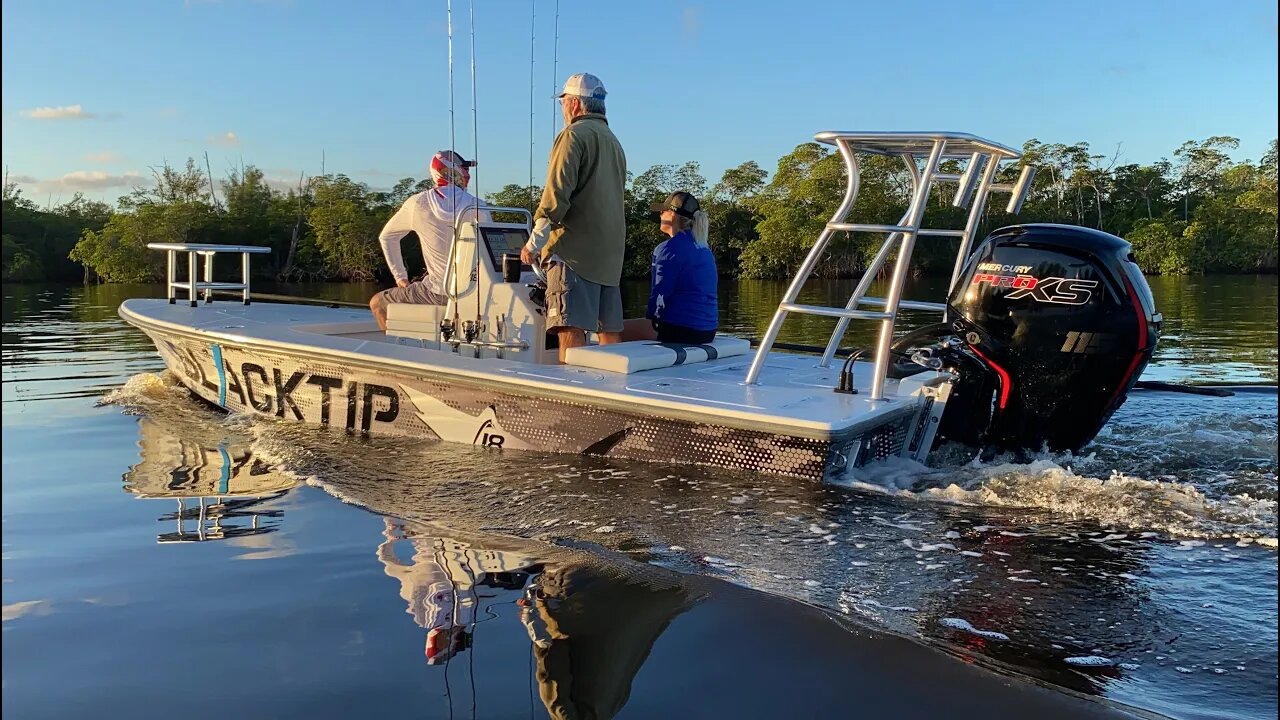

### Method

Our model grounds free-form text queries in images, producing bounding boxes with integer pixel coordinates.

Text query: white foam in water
[1065,656,1115,667]
[100,371,183,406]
[833,455,945,492]
[938,617,1010,641]
[859,599,919,613]
[838,453,1277,543]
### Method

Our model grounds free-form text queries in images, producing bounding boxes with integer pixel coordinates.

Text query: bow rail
[148,243,272,307]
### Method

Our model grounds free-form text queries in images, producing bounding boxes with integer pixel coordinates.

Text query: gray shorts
[545,261,623,333]
[378,280,448,305]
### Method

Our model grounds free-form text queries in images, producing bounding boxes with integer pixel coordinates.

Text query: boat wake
[833,389,1277,543]
[103,371,1277,545]
[835,455,1276,544]
[99,370,183,408]
[100,371,1279,718]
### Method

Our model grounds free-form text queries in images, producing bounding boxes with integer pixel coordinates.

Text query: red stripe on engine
[968,344,1011,411]
[1106,277,1150,408]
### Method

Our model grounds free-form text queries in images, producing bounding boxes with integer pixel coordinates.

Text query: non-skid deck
[120,299,942,438]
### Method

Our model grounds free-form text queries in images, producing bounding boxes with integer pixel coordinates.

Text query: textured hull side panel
[145,331,841,480]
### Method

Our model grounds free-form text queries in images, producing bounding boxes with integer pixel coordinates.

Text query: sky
[2,0,1277,208]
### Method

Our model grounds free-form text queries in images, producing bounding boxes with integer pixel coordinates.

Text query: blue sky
[2,0,1276,207]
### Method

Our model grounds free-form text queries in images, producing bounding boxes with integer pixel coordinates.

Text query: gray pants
[544,261,623,333]
[378,280,448,306]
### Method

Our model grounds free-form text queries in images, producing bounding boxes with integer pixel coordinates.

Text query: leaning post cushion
[564,336,751,374]
[385,303,445,347]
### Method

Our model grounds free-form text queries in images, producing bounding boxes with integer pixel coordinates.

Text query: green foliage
[1128,219,1193,275]
[71,199,216,282]
[4,135,1274,285]
[306,175,383,281]
[4,182,111,281]
[1173,136,1240,214]
[703,163,766,272]
[740,143,849,278]
[484,183,541,224]
[3,234,45,281]
[67,159,219,282]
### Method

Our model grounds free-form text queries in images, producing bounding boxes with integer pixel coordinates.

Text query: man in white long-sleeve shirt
[368,150,491,330]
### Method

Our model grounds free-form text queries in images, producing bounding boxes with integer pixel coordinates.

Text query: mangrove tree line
[1,135,1274,284]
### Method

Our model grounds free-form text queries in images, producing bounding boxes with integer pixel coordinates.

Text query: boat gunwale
[119,299,932,443]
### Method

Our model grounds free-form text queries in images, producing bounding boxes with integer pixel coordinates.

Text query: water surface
[2,277,1276,719]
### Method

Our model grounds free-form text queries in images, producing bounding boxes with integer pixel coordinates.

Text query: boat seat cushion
[564,335,751,374]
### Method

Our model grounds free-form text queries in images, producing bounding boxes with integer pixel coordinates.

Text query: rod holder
[951,152,985,209]
[1005,165,1037,214]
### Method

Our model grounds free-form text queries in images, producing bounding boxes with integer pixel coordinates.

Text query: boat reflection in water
[107,410,1141,719]
[376,517,541,665]
[377,517,700,719]
[122,416,298,543]
[518,555,698,719]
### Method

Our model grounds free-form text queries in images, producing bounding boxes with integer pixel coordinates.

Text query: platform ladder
[743,132,1035,399]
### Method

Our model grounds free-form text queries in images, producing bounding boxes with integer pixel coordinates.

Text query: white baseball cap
[557,72,607,100]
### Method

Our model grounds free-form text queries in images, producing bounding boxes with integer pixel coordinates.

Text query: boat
[118,131,1161,481]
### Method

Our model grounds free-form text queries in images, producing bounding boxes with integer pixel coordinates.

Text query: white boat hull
[121,299,948,481]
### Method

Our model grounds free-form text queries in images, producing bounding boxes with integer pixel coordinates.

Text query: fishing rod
[529,0,536,205]
[551,0,559,142]
[207,289,365,308]
[469,0,482,336]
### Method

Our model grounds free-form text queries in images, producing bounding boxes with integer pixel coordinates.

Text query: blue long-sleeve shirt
[646,230,718,331]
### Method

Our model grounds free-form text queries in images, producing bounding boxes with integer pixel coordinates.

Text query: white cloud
[83,151,123,163]
[39,170,146,191]
[209,131,241,147]
[6,174,40,185]
[264,176,304,193]
[20,104,97,120]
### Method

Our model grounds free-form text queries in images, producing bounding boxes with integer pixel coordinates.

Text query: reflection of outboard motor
[940,224,1160,453]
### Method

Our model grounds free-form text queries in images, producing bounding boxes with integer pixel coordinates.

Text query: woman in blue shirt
[624,191,719,344]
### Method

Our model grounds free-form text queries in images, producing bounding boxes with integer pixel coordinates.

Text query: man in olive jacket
[521,72,627,363]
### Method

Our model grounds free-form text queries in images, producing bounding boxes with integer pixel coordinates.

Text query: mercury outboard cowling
[941,223,1160,453]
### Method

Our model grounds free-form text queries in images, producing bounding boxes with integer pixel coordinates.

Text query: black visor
[649,191,700,218]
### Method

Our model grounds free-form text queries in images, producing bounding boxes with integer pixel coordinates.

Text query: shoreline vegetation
[3,136,1275,284]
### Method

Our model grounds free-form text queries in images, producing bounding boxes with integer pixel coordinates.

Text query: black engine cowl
[942,223,1160,453]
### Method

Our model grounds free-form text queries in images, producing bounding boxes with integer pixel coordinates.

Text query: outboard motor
[939,224,1160,454]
